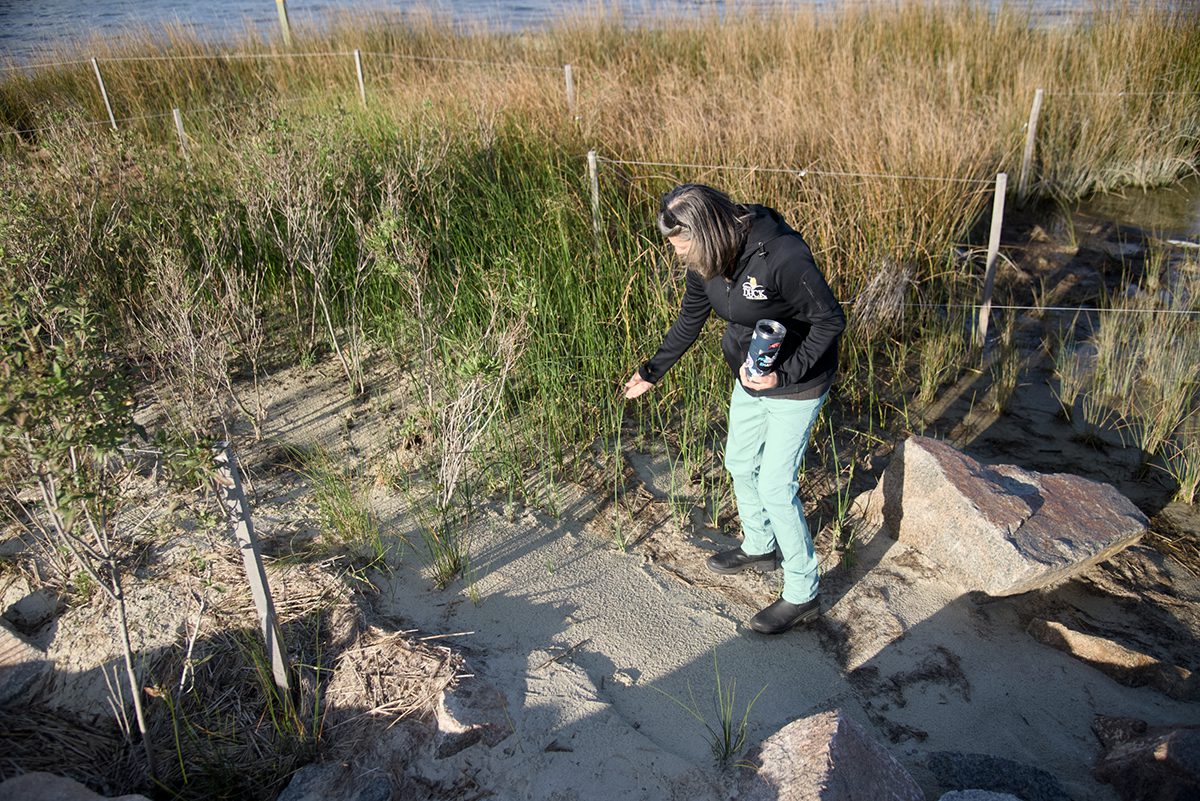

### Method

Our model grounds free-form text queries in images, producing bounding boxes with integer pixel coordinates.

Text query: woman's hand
[739,364,780,391]
[624,372,655,399]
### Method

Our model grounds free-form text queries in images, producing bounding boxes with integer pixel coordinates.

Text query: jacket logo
[742,276,768,301]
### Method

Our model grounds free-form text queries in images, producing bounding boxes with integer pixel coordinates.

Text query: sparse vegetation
[654,651,766,769]
[303,449,386,563]
[1051,250,1200,495]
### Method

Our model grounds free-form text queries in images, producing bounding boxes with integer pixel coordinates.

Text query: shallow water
[0,0,1180,67]
[1077,174,1200,241]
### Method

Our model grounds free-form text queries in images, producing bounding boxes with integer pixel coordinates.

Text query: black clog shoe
[749,597,821,634]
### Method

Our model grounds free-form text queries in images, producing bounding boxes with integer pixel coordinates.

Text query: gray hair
[657,183,750,280]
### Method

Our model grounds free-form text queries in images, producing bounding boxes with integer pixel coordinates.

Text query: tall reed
[2,2,1197,501]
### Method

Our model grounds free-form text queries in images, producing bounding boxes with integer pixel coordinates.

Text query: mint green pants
[724,382,827,604]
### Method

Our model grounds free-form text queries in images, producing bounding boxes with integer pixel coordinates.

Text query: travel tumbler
[744,319,787,377]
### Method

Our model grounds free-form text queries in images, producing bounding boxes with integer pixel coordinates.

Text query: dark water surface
[0,0,1180,66]
[1080,175,1200,240]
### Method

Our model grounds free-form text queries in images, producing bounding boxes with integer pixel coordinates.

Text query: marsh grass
[1052,318,1090,421]
[987,311,1022,414]
[917,316,971,406]
[1050,250,1200,489]
[1164,422,1200,505]
[147,612,331,800]
[1,4,1198,521]
[653,651,766,770]
[302,450,386,563]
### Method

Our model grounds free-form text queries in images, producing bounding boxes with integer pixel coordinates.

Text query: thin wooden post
[354,49,366,107]
[977,172,1008,347]
[91,57,117,131]
[587,150,601,246]
[172,107,188,159]
[213,444,292,698]
[564,64,577,118]
[1018,88,1044,202]
[276,0,293,47]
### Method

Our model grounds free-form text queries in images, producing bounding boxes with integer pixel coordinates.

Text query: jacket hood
[732,205,795,276]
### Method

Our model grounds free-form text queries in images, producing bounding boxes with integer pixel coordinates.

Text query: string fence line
[0,58,94,73]
[844,301,1200,318]
[1043,89,1200,97]
[1,108,178,137]
[358,50,565,72]
[0,87,354,138]
[0,50,353,71]
[596,156,998,186]
[1,49,568,73]
[94,50,353,63]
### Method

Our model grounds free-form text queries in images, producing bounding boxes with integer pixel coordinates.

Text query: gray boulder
[925,752,1070,801]
[0,772,150,801]
[737,709,924,801]
[859,436,1147,595]
[3,588,58,631]
[276,764,391,801]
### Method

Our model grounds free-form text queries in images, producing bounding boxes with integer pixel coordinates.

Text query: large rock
[736,709,924,801]
[860,436,1147,596]
[1094,717,1200,801]
[0,772,150,801]
[276,763,391,801]
[924,752,1070,801]
[0,619,51,707]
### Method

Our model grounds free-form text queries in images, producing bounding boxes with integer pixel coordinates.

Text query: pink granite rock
[737,709,924,801]
[864,436,1147,596]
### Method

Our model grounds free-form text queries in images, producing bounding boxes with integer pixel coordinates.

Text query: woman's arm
[626,270,713,395]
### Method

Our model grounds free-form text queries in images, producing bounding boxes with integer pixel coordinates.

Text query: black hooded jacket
[638,205,845,400]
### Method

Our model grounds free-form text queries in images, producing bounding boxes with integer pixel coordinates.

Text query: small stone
[611,668,638,686]
[1095,721,1200,801]
[939,793,1025,801]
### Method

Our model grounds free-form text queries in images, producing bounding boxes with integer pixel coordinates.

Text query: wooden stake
[587,150,601,245]
[977,172,1008,347]
[564,64,577,119]
[1017,88,1044,202]
[91,57,117,131]
[172,107,188,159]
[276,0,293,48]
[354,49,366,107]
[213,444,292,697]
